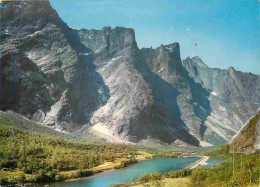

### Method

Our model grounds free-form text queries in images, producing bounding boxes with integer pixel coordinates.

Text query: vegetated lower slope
[0,110,73,139]
[1,110,194,185]
[229,110,260,154]
[198,145,259,187]
[0,112,140,185]
[0,110,100,140]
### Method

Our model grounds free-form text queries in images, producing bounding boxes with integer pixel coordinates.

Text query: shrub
[150,172,162,180]
[166,169,192,178]
[137,173,151,182]
[55,174,63,181]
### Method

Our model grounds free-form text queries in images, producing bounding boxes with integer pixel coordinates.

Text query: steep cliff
[1,1,259,147]
[183,57,260,145]
[140,44,210,142]
[0,1,101,132]
[75,27,199,145]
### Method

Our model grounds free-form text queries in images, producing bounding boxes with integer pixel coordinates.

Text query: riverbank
[52,157,200,187]
[57,157,139,183]
[55,154,199,184]
[57,151,182,182]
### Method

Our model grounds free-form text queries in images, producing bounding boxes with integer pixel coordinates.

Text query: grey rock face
[1,1,259,146]
[0,1,101,131]
[140,44,209,140]
[76,27,199,145]
[182,56,260,143]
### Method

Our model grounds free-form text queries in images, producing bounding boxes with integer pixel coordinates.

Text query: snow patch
[112,56,123,61]
[38,54,51,62]
[54,128,63,133]
[200,105,206,112]
[69,27,78,30]
[186,95,191,99]
[219,106,226,112]
[91,123,134,144]
[166,46,172,51]
[211,91,218,96]
[199,140,214,147]
[94,45,107,53]
[79,53,90,56]
[92,123,111,136]
[157,68,165,73]
[27,31,42,38]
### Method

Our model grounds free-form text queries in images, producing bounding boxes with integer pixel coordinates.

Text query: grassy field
[130,177,259,187]
[132,177,191,187]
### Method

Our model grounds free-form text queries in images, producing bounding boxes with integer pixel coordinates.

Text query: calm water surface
[51,157,200,187]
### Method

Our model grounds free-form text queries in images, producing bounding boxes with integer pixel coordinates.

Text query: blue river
[52,157,223,187]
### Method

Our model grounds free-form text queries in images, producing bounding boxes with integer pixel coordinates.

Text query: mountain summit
[1,1,259,147]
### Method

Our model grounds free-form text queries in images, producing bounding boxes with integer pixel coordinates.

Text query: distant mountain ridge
[1,1,259,147]
[182,57,260,145]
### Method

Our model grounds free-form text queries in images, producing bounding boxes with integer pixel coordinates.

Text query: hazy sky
[51,0,260,74]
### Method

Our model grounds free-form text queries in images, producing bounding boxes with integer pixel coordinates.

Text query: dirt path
[185,156,209,169]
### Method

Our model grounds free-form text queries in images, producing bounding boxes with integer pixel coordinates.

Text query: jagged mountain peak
[158,42,181,58]
[76,25,137,57]
[183,56,208,69]
[140,41,183,80]
[1,1,58,22]
[228,66,236,72]
[165,42,180,50]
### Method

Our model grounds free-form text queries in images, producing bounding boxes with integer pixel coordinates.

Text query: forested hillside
[0,112,140,185]
[229,111,260,154]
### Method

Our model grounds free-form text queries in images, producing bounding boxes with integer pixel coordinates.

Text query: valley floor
[130,177,259,187]
[1,111,259,187]
[131,177,191,187]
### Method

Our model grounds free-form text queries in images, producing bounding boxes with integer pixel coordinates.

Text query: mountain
[0,1,106,133]
[75,27,200,145]
[139,44,211,144]
[229,110,260,154]
[1,1,259,147]
[182,57,260,145]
